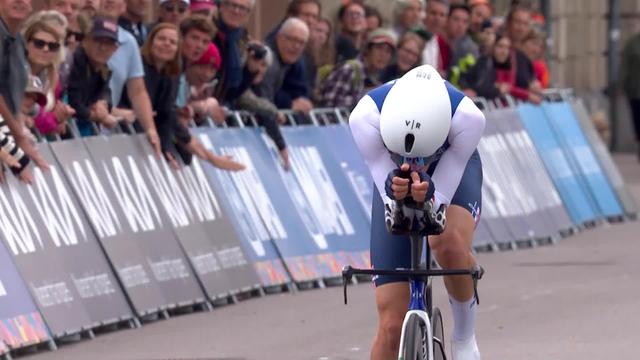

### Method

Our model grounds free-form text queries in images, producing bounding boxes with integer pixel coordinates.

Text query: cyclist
[349,64,485,360]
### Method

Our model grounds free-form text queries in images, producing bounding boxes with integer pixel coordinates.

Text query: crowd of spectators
[0,0,550,180]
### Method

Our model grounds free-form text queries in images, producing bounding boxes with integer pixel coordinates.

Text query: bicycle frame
[342,232,483,360]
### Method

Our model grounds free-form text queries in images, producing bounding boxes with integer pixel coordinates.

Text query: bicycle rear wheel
[401,313,428,360]
[431,307,445,360]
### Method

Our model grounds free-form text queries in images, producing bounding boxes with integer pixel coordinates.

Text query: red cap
[190,0,215,11]
[192,42,221,69]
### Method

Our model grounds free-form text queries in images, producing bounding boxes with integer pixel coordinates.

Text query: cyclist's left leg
[428,150,482,358]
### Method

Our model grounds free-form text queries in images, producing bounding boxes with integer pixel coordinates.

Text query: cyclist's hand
[385,163,411,200]
[410,171,429,203]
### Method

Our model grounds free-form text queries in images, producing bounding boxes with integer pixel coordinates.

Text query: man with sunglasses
[154,0,190,27]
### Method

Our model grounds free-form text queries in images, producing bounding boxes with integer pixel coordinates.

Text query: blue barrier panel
[315,124,374,222]
[196,127,323,283]
[0,240,50,351]
[518,103,598,224]
[542,102,624,218]
[191,128,291,286]
[199,126,370,281]
[274,126,372,273]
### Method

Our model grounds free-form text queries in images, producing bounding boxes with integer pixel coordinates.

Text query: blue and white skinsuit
[348,80,486,286]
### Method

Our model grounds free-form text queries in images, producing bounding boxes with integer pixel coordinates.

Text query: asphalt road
[21,154,640,360]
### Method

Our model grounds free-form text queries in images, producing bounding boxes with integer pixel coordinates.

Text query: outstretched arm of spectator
[126,77,161,156]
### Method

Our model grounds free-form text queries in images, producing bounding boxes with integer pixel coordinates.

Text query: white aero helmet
[379,65,452,158]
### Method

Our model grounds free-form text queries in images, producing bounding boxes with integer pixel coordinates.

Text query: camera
[248,43,267,60]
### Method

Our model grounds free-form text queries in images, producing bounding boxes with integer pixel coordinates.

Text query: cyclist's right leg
[370,187,412,359]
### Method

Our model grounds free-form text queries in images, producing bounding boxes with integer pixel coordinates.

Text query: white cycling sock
[449,296,477,342]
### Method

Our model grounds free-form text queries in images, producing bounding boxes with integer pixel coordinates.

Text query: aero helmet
[379,64,452,158]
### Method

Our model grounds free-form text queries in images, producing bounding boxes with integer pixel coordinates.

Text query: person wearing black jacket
[67,16,120,136]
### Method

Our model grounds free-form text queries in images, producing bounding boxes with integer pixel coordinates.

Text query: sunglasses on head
[30,38,61,52]
[162,4,188,13]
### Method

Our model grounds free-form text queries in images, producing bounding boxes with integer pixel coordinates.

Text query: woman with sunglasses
[21,11,76,136]
[122,23,243,171]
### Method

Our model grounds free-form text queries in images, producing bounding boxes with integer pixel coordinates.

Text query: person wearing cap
[99,0,161,155]
[319,28,396,110]
[67,16,120,136]
[152,0,190,27]
[189,0,215,18]
[184,42,225,125]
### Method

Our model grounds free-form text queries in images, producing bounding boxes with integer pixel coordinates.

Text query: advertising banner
[50,137,204,316]
[542,102,623,218]
[194,128,291,286]
[316,124,374,222]
[0,240,50,350]
[518,103,597,225]
[0,144,132,337]
[276,126,373,273]
[491,107,573,235]
[571,99,637,216]
[132,135,260,299]
[479,116,538,241]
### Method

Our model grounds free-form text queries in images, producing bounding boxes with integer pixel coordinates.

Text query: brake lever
[342,266,353,305]
[471,265,484,305]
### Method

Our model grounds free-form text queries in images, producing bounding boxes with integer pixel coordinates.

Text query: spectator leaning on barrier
[319,28,396,110]
[212,0,261,106]
[259,18,310,111]
[67,16,120,134]
[264,0,319,112]
[134,24,244,171]
[380,31,425,83]
[445,4,479,87]
[119,0,150,46]
[152,0,190,28]
[621,29,640,160]
[335,1,366,65]
[460,33,541,104]
[178,15,224,124]
[21,11,76,136]
[391,0,424,40]
[100,0,161,154]
[421,0,450,75]
[236,46,290,170]
[184,42,226,125]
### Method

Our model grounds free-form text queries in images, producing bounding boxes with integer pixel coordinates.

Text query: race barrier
[0,93,635,357]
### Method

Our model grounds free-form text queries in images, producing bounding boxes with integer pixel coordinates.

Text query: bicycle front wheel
[401,313,428,360]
